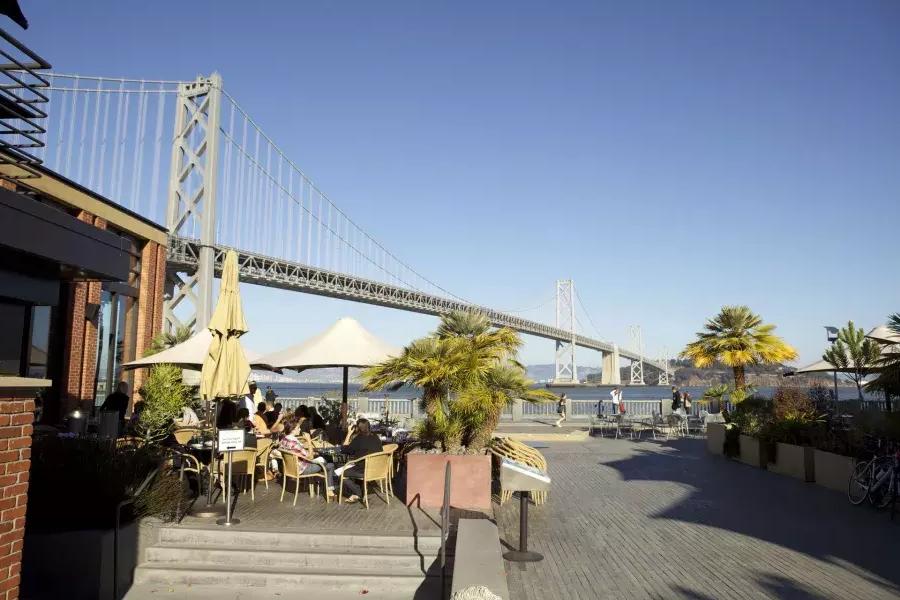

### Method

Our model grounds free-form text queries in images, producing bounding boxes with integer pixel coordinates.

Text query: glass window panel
[27,305,51,378]
[0,302,26,375]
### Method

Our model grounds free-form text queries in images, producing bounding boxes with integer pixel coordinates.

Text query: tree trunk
[469,408,501,452]
[732,365,746,390]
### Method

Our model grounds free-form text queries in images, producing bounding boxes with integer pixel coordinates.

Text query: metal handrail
[440,462,451,589]
[114,465,161,600]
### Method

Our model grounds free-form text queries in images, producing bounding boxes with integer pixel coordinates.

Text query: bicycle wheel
[848,460,871,505]
[867,458,894,509]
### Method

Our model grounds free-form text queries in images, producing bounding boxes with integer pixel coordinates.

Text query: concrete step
[146,545,442,574]
[132,563,442,597]
[125,582,442,600]
[158,526,444,555]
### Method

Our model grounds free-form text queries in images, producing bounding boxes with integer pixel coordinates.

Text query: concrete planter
[706,423,726,455]
[814,449,855,494]
[768,442,815,482]
[405,454,491,510]
[738,434,767,468]
[22,522,138,600]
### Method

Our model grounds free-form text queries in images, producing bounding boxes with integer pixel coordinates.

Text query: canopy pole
[341,366,349,429]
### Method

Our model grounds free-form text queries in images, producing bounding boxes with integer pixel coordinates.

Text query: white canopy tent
[866,324,900,346]
[122,328,269,371]
[256,317,401,425]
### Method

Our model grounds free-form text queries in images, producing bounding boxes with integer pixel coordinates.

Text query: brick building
[0,164,167,599]
[0,165,168,422]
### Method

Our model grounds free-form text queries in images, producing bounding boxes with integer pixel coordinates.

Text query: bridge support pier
[600,345,621,385]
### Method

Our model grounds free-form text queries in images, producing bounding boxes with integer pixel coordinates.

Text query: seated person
[279,422,335,500]
[308,406,326,430]
[338,418,383,503]
[253,402,271,435]
[234,407,256,447]
[174,405,200,427]
[293,405,312,434]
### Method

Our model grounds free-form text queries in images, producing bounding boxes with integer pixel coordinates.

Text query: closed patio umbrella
[196,250,251,517]
[256,317,400,426]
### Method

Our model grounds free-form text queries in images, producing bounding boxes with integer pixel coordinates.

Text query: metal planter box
[405,454,492,510]
[813,449,855,494]
[706,423,726,455]
[738,434,767,468]
[769,442,815,482]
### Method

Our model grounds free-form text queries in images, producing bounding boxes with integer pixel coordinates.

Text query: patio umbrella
[256,317,400,426]
[121,328,270,371]
[197,249,251,515]
[866,324,900,346]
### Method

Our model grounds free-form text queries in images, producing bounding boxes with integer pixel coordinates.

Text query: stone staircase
[125,525,447,599]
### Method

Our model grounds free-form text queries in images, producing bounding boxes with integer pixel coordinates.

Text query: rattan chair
[173,427,201,446]
[255,438,276,490]
[338,451,392,509]
[216,449,257,501]
[280,452,329,506]
[488,437,549,506]
[381,443,398,496]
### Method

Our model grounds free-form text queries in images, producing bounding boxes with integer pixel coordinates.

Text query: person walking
[609,387,621,415]
[671,386,682,412]
[683,391,692,413]
[265,386,277,404]
[554,393,567,427]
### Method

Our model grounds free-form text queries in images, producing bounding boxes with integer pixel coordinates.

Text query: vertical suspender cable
[149,84,167,224]
[253,128,261,253]
[97,90,111,197]
[53,77,68,172]
[76,79,90,182]
[305,180,312,265]
[265,144,273,256]
[87,78,103,191]
[129,81,148,211]
[115,87,132,206]
[63,75,78,176]
[108,81,125,199]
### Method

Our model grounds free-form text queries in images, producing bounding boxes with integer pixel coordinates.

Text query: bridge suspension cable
[35,72,464,300]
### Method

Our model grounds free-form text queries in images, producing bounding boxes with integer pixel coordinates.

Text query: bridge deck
[167,236,665,370]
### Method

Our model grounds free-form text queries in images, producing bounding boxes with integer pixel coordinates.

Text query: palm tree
[823,321,882,401]
[362,310,548,450]
[681,305,797,391]
[143,325,193,357]
[865,313,900,411]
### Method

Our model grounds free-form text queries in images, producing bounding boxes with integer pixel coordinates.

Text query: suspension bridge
[16,71,670,385]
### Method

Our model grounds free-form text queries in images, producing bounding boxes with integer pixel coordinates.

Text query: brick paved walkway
[495,437,900,600]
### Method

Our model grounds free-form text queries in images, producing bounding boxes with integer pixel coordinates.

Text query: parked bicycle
[848,437,899,517]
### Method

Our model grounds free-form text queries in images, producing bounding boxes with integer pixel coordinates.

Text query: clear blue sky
[19,1,900,368]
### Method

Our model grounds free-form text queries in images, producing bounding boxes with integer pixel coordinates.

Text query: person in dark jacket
[101,381,130,422]
[339,418,383,502]
[671,386,682,411]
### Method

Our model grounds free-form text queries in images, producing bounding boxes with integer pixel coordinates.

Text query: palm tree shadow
[605,439,900,596]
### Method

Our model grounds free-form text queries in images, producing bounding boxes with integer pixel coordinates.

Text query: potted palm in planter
[363,311,555,510]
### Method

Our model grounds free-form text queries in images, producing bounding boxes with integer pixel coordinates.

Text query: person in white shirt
[174,405,200,427]
[609,387,622,416]
[239,381,258,415]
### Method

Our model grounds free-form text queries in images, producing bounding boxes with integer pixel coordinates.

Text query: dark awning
[0,187,130,282]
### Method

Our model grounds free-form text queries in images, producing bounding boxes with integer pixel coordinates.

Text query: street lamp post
[825,326,839,405]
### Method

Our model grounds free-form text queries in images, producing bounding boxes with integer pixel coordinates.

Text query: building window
[0,301,27,375]
[27,305,51,378]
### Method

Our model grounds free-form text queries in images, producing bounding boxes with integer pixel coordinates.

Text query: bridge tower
[629,325,645,385]
[657,348,671,386]
[554,279,578,384]
[164,74,223,332]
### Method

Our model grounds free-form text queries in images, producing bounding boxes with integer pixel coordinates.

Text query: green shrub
[136,364,191,444]
[729,396,772,437]
[27,436,186,531]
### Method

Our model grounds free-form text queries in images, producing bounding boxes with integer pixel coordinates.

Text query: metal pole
[503,491,543,562]
[341,366,349,429]
[217,449,239,526]
[191,400,224,518]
